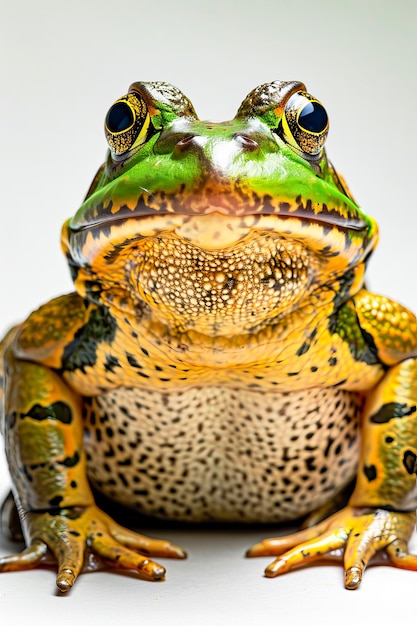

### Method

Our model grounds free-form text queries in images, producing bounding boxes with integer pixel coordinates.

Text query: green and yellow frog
[1,80,417,592]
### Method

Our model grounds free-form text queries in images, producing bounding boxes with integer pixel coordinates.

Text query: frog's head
[62,81,378,336]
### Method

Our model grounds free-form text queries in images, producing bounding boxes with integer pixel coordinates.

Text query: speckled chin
[127,232,315,335]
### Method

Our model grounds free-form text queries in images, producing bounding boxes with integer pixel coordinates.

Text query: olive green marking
[370,402,417,424]
[62,306,117,373]
[331,269,357,308]
[22,401,73,424]
[329,303,380,366]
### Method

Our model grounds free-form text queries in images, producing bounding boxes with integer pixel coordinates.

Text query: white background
[1,0,417,623]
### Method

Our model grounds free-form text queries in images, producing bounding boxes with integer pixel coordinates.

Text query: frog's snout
[174,132,258,153]
[173,131,259,174]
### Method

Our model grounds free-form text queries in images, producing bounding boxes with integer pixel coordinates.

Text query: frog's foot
[0,505,186,591]
[247,506,417,589]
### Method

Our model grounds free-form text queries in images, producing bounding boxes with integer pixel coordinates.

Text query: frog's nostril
[234,133,259,151]
[177,135,194,146]
[176,135,197,150]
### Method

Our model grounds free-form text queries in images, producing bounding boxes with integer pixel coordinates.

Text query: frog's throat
[126,231,314,336]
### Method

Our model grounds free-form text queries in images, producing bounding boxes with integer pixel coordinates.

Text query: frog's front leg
[248,292,417,588]
[0,300,185,591]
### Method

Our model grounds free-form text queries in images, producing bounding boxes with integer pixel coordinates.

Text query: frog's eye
[105,93,151,159]
[280,92,329,157]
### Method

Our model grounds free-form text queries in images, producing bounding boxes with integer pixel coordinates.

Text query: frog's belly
[83,386,361,523]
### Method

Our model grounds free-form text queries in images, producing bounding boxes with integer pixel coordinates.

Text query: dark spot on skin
[328,356,337,366]
[62,306,117,372]
[29,461,47,470]
[134,489,149,497]
[324,438,334,458]
[310,366,318,372]
[403,450,417,475]
[69,530,81,536]
[296,342,310,356]
[118,458,132,466]
[358,328,382,366]
[58,451,80,468]
[104,354,121,372]
[141,347,149,357]
[363,464,377,481]
[49,495,63,507]
[103,236,143,264]
[22,401,73,424]
[370,402,416,424]
[70,481,78,488]
[104,445,115,457]
[305,457,316,472]
[118,473,129,487]
[385,436,394,444]
[126,353,143,369]
[5,411,17,428]
[333,378,347,387]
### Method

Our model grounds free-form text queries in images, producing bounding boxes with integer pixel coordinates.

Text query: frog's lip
[69,200,369,233]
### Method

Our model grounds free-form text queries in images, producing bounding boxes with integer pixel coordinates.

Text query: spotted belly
[83,386,362,523]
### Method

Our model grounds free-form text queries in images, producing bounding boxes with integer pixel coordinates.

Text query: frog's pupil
[106,102,134,132]
[298,102,328,133]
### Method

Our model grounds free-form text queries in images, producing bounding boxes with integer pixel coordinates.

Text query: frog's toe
[254,528,346,578]
[109,523,187,559]
[88,513,186,580]
[386,540,417,571]
[89,533,167,580]
[0,539,48,572]
[247,517,331,558]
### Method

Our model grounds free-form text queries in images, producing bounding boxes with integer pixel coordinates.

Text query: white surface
[1,0,417,622]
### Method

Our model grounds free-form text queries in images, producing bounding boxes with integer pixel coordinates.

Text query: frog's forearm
[347,292,417,510]
[350,358,417,510]
[4,354,93,511]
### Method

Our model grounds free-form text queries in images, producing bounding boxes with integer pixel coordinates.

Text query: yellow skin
[1,80,417,592]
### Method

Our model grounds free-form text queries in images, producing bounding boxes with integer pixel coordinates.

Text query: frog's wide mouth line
[69,204,369,235]
[70,183,371,234]
[65,207,376,272]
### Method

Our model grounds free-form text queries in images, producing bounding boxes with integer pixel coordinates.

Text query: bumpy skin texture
[1,80,417,592]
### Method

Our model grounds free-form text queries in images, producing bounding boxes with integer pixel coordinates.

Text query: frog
[1,79,417,593]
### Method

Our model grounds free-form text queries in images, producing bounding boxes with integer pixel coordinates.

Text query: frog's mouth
[66,205,376,274]
[70,190,369,234]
